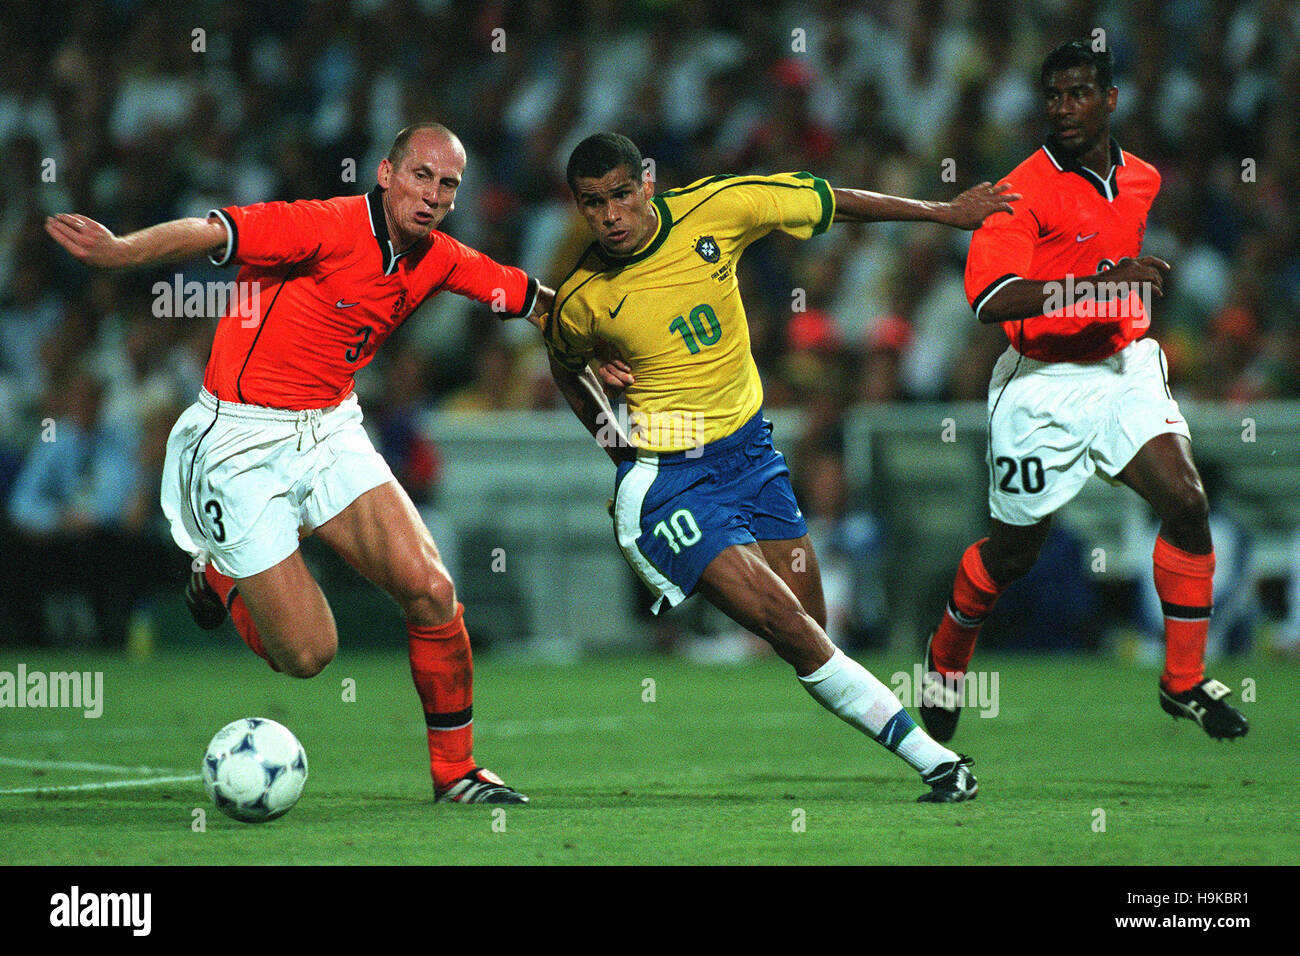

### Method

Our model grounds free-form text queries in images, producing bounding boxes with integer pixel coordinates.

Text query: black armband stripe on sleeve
[502,275,540,320]
[207,208,238,267]
[972,273,1021,321]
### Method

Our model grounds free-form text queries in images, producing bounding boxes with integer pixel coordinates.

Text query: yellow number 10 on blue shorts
[610,412,807,614]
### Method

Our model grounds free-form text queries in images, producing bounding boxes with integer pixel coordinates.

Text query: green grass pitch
[1,647,1294,865]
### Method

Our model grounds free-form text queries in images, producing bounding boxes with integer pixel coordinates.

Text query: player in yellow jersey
[544,133,1017,802]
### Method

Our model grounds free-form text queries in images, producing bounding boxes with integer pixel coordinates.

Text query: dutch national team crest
[694,235,720,263]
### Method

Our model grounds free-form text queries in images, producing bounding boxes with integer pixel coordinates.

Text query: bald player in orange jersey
[917,41,1248,745]
[45,123,574,804]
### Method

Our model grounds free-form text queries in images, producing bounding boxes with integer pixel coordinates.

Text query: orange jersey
[203,187,539,409]
[965,138,1161,362]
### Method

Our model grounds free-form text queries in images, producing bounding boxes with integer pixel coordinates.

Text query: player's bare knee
[280,645,334,679]
[398,560,458,625]
[1166,481,1210,528]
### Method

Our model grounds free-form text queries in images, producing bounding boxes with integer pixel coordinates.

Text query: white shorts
[986,338,1191,526]
[160,389,395,578]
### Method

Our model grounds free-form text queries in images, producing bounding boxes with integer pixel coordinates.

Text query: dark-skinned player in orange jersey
[44,123,581,804]
[918,40,1248,742]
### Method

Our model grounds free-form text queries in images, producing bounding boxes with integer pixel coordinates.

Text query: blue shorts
[612,412,808,614]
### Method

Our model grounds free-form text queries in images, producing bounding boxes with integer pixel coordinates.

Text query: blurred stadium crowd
[1,0,1298,649]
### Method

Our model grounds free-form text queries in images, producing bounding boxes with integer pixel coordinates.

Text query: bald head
[387,123,463,169]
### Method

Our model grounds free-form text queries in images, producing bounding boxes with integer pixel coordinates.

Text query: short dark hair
[387,122,458,167]
[566,133,643,194]
[1040,39,1114,92]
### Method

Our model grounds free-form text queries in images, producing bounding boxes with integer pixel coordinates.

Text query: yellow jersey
[545,172,835,451]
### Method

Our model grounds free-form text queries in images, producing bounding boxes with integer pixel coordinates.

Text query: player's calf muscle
[765,609,831,672]
[748,590,809,645]
[713,583,824,670]
[981,547,1038,586]
[700,547,832,672]
[1158,514,1212,555]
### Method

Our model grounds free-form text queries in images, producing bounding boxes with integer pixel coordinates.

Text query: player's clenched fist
[1103,256,1171,296]
[941,181,1022,230]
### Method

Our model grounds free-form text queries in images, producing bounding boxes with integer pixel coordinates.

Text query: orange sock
[409,603,476,790]
[204,564,279,672]
[931,539,1006,676]
[1153,536,1214,694]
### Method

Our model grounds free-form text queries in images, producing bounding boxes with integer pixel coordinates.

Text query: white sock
[798,648,957,775]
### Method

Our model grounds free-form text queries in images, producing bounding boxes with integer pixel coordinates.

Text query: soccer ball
[202,718,309,823]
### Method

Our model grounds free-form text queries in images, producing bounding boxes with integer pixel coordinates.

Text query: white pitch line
[0,757,187,774]
[0,774,201,796]
[0,726,175,743]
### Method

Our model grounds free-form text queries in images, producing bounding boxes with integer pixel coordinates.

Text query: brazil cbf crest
[694,235,720,263]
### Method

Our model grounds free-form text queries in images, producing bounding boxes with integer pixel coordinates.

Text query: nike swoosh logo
[1075,232,1099,242]
[1166,418,1183,425]
[609,295,628,319]
[336,299,359,308]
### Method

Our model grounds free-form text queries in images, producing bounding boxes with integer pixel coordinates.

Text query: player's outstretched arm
[548,353,635,466]
[977,256,1170,323]
[45,214,227,270]
[832,182,1019,230]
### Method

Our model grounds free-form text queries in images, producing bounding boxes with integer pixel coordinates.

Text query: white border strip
[614,458,685,612]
